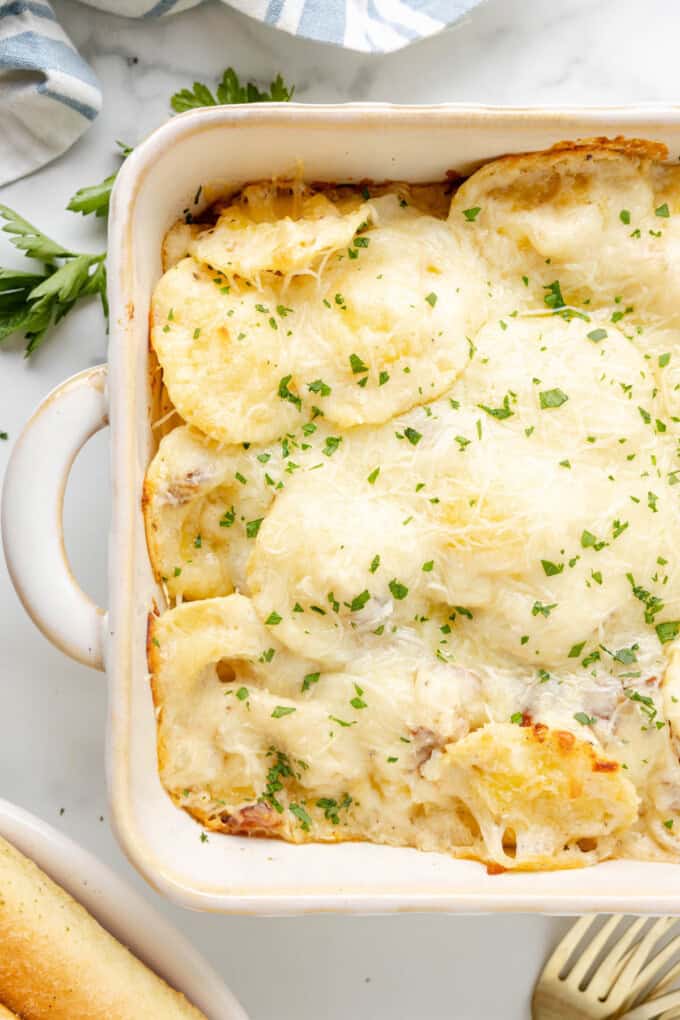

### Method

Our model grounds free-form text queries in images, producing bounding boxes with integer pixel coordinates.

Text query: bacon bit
[532,723,549,742]
[486,862,507,875]
[411,726,444,769]
[167,469,207,504]
[555,730,576,752]
[593,759,619,773]
[520,711,533,727]
[220,802,282,837]
[646,676,659,686]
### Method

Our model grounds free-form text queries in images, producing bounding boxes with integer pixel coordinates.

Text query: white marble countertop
[2,0,678,1016]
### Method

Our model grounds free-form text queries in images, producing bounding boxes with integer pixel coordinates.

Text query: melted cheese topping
[147,152,680,870]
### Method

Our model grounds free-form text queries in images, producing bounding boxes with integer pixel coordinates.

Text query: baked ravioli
[146,142,680,872]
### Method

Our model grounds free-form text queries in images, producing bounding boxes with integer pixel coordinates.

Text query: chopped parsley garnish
[194,534,202,548]
[367,466,380,485]
[539,388,568,409]
[316,795,352,824]
[462,206,481,222]
[277,374,301,410]
[612,519,629,539]
[568,641,586,658]
[236,686,249,701]
[369,555,380,574]
[308,378,331,396]
[532,601,557,617]
[478,394,514,420]
[543,280,565,310]
[350,683,367,710]
[425,291,438,307]
[659,352,671,368]
[272,705,296,719]
[347,590,371,612]
[510,712,523,725]
[541,559,564,576]
[613,645,638,664]
[265,611,282,626]
[349,353,368,374]
[323,436,342,456]
[220,506,236,528]
[625,688,661,727]
[582,650,600,668]
[302,672,320,692]
[389,579,409,600]
[574,712,595,726]
[329,715,356,728]
[656,620,680,644]
[245,518,263,539]
[581,530,607,551]
[379,370,390,386]
[235,471,247,485]
[404,427,422,446]
[261,749,294,812]
[454,606,473,619]
[422,560,434,572]
[655,203,670,218]
[587,328,607,342]
[290,803,311,831]
[619,209,631,225]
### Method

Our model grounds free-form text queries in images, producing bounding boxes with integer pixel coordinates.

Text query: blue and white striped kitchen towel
[0,0,483,186]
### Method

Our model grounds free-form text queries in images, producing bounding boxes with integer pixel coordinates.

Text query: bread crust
[0,835,206,1020]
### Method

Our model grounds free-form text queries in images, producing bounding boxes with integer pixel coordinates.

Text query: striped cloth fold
[0,0,484,187]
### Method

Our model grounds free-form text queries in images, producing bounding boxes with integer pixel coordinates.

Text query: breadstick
[0,835,206,1019]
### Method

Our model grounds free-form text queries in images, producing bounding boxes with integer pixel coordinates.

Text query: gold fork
[532,915,679,1019]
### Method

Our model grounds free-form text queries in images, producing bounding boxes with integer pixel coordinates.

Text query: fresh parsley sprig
[67,141,133,219]
[66,69,294,221]
[1,66,294,355]
[171,68,294,112]
[0,206,106,356]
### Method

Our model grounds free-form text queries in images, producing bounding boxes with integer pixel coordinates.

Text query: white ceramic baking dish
[0,798,247,1018]
[5,103,680,915]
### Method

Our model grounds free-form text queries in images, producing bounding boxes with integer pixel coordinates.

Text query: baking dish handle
[2,365,109,671]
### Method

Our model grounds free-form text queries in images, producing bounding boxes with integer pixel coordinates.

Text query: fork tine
[568,915,628,987]
[619,988,680,1019]
[626,931,680,1003]
[587,920,649,999]
[608,918,676,1012]
[538,914,601,980]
